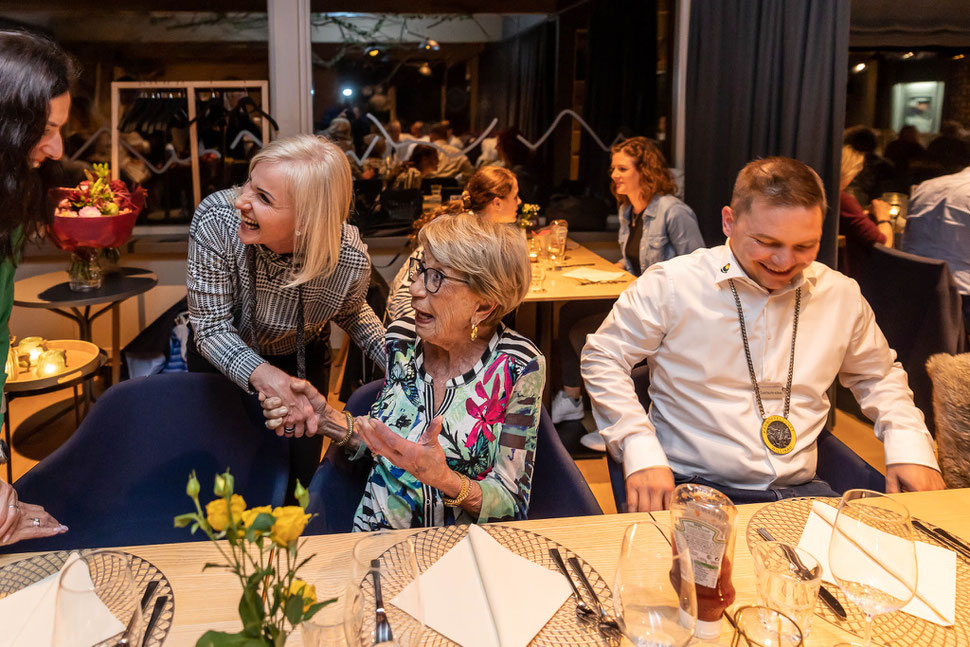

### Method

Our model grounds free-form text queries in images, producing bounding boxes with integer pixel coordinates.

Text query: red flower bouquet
[48,164,146,290]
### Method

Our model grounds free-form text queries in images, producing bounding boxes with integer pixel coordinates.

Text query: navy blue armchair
[6,373,290,552]
[304,379,601,534]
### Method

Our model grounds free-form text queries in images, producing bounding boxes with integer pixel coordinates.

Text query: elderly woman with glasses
[262,213,544,530]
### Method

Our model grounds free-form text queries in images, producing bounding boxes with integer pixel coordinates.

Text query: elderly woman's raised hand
[251,363,319,438]
[354,416,452,489]
[0,480,67,546]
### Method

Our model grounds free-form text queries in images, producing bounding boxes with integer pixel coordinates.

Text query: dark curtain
[478,20,557,194]
[578,0,658,199]
[684,0,849,268]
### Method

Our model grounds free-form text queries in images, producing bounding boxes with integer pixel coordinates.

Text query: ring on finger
[7,503,19,510]
[31,517,40,527]
[283,425,296,433]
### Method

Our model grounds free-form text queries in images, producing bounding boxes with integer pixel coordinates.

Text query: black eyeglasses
[408,257,469,294]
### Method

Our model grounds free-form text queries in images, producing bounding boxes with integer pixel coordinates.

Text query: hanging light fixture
[418,62,432,77]
[364,45,381,58]
[420,38,440,52]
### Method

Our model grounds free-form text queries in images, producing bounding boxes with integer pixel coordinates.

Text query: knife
[756,527,848,620]
[913,519,970,561]
[142,595,168,646]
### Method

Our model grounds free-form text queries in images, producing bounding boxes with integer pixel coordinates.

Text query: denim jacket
[617,194,705,274]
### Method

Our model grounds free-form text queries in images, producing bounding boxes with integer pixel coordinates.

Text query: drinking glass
[613,521,697,647]
[731,605,803,647]
[547,219,568,268]
[300,548,357,647]
[530,263,546,292]
[528,235,542,263]
[346,532,424,647]
[751,541,821,638]
[828,489,917,647]
[53,551,143,647]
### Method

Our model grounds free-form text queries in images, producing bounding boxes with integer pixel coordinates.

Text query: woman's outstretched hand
[354,416,452,489]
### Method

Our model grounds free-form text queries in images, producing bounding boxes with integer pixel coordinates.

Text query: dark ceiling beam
[0,0,560,13]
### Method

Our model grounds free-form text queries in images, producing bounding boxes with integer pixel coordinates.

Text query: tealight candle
[35,349,67,377]
[17,336,46,366]
[4,346,18,380]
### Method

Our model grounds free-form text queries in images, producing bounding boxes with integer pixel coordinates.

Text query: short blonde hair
[418,213,530,327]
[249,135,352,287]
[840,145,864,192]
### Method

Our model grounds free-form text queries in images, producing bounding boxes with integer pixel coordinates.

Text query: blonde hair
[418,213,530,327]
[840,145,865,192]
[248,135,352,287]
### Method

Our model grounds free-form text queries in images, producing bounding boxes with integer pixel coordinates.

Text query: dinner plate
[0,549,175,647]
[746,496,969,647]
[355,524,613,646]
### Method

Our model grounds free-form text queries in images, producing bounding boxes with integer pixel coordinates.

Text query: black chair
[853,244,967,435]
[5,373,290,552]
[338,268,389,402]
[351,178,383,228]
[378,189,423,227]
[304,380,601,534]
[605,366,885,511]
[419,176,459,195]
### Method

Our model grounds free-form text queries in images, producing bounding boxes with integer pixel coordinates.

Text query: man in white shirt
[430,123,475,181]
[582,157,945,511]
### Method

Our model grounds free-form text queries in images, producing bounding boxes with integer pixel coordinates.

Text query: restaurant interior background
[1,0,968,478]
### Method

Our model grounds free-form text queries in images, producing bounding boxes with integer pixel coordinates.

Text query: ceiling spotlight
[418,63,432,77]
[341,87,353,97]
[902,51,915,59]
[365,45,381,58]
[421,38,440,52]
[954,54,966,60]
[852,62,867,73]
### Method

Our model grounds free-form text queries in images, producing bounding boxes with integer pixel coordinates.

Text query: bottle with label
[668,483,737,640]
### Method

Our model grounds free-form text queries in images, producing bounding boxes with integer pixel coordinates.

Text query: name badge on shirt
[759,382,786,400]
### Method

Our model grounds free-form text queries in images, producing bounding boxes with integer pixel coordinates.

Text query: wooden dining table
[2,488,966,646]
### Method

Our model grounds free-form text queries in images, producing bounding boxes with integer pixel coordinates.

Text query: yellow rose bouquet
[174,469,331,647]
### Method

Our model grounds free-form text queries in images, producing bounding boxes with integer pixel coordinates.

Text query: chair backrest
[304,380,600,534]
[856,244,967,435]
[6,373,290,552]
[350,178,384,229]
[926,352,970,488]
[378,189,423,226]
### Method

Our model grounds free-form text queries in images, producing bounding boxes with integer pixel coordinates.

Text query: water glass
[731,605,803,646]
[547,219,568,268]
[53,551,143,647]
[751,541,821,638]
[528,235,542,263]
[829,489,917,647]
[530,263,545,292]
[347,532,424,647]
[300,549,357,646]
[613,521,697,647]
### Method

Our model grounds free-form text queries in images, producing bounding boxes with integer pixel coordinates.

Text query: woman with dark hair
[0,30,74,545]
[386,166,521,321]
[552,137,703,451]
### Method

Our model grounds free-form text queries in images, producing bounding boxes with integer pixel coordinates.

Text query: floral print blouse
[351,317,546,531]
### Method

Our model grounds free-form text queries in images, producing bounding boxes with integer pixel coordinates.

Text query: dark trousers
[187,326,331,500]
[557,299,614,389]
[672,473,839,505]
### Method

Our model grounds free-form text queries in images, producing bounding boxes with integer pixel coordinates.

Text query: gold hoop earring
[470,321,479,341]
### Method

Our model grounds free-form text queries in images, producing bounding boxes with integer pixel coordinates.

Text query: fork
[567,556,622,639]
[548,548,597,622]
[370,559,394,645]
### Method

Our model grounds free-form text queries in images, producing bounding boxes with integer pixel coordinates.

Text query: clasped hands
[260,378,455,491]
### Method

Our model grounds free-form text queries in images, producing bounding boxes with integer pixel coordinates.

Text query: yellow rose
[270,505,311,546]
[205,494,246,532]
[288,578,317,612]
[238,505,274,538]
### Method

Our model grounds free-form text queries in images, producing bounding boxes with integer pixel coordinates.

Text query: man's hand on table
[250,363,318,438]
[625,466,675,512]
[886,463,946,493]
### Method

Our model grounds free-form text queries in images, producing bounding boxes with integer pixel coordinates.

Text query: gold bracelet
[335,411,354,447]
[441,473,470,507]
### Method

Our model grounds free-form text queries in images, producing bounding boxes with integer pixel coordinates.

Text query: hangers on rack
[118,90,189,136]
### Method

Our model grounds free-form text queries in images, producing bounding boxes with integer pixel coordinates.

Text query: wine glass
[828,489,917,647]
[613,521,697,647]
[53,551,144,647]
[346,532,424,647]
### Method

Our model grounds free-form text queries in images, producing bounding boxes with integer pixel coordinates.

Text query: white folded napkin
[561,268,627,283]
[0,552,126,647]
[797,501,956,626]
[391,525,572,647]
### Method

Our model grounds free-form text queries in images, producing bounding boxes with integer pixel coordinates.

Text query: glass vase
[99,247,121,275]
[69,249,103,291]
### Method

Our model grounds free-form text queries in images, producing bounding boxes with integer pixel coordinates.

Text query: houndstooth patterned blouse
[187,189,386,389]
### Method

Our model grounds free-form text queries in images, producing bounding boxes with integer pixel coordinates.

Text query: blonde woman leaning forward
[187,134,386,490]
[263,214,545,529]
[386,166,521,321]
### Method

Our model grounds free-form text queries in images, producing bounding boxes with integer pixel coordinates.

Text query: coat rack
[110,80,271,208]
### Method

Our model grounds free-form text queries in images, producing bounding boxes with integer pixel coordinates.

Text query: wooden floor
[2,353,887,516]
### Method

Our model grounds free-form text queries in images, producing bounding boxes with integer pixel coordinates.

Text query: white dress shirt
[581,243,939,489]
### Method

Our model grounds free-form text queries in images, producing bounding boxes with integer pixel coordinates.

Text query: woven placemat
[745,497,967,646]
[0,549,175,647]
